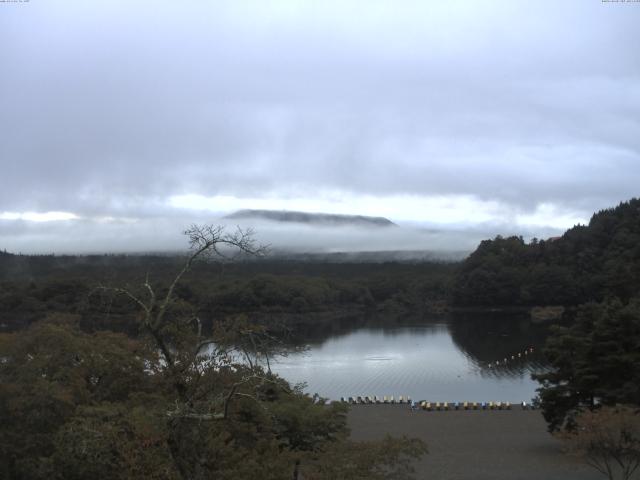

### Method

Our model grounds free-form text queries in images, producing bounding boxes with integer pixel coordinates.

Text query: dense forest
[0,253,454,335]
[453,198,640,307]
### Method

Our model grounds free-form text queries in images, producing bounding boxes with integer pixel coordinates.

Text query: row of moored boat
[342,397,538,410]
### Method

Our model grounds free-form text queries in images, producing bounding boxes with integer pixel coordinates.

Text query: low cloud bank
[0,214,565,257]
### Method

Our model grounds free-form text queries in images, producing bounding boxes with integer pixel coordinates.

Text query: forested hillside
[452,198,640,307]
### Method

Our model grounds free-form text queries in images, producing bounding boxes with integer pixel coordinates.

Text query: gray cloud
[1,0,639,252]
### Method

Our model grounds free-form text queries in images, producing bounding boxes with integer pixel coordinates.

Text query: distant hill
[452,198,640,307]
[224,209,397,227]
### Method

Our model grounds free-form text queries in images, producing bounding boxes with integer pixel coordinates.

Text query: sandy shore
[347,405,603,480]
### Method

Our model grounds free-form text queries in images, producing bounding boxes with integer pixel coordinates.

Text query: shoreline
[347,405,601,480]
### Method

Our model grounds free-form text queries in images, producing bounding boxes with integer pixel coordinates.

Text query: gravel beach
[348,405,605,480]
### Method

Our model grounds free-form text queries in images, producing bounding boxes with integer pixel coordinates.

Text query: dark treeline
[452,198,640,307]
[0,254,455,334]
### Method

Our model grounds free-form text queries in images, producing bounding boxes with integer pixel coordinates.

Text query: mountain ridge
[224,209,397,227]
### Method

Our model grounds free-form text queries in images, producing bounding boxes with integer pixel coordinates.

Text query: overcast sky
[1,0,639,253]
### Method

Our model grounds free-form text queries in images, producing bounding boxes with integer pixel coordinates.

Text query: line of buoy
[488,346,535,368]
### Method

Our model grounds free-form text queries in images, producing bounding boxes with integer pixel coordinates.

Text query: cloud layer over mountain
[1,1,638,253]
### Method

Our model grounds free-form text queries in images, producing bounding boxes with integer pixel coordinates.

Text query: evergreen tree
[534,298,640,432]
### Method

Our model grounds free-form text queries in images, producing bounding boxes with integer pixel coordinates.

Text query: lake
[270,314,550,403]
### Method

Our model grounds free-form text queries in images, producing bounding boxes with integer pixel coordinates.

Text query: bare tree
[94,225,282,479]
[560,405,640,480]
[102,224,271,393]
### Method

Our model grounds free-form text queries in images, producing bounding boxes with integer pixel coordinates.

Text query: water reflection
[270,314,550,402]
[448,312,550,378]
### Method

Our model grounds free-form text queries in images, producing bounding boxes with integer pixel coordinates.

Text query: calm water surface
[270,316,549,403]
